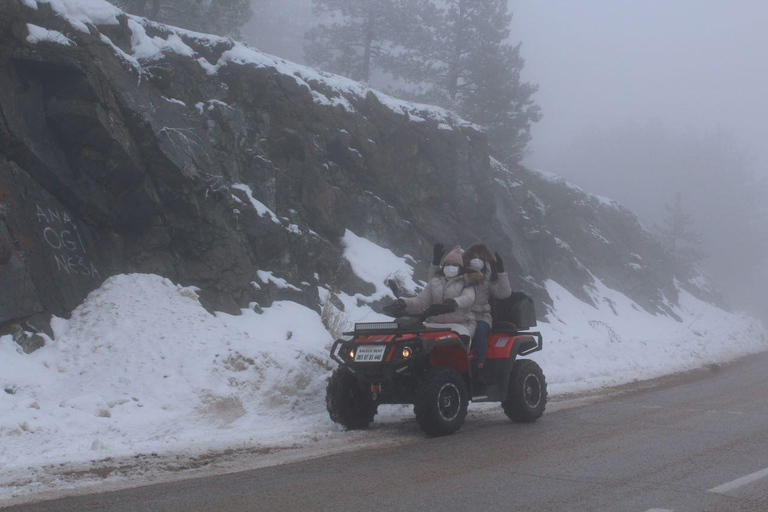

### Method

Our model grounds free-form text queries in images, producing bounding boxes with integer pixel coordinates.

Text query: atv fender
[499,332,543,403]
[419,335,470,375]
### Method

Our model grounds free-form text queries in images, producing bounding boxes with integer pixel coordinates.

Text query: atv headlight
[401,347,412,359]
[348,348,356,360]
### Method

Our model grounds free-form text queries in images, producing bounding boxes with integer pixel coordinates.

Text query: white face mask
[470,258,485,270]
[443,265,460,278]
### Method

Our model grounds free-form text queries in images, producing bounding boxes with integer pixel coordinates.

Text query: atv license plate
[355,345,386,362]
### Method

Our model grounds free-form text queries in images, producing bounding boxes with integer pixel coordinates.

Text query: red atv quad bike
[326,293,546,436]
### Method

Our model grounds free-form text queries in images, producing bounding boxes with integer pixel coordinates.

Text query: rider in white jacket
[396,246,483,338]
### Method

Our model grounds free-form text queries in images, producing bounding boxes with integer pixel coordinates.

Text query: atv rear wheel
[326,368,378,429]
[502,359,547,423]
[414,368,468,437]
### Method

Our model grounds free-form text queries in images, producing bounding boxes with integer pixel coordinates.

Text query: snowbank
[535,278,767,395]
[0,274,337,472]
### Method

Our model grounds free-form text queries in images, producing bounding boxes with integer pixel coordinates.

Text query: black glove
[384,298,406,317]
[442,298,457,309]
[432,243,445,266]
[494,251,505,273]
[386,278,401,298]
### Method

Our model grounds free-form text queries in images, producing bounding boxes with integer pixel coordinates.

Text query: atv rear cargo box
[491,292,537,331]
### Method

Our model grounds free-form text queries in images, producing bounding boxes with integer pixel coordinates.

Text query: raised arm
[428,243,444,281]
[490,252,512,299]
[403,279,436,314]
[490,272,512,299]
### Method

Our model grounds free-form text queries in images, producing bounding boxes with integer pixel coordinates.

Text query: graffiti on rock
[36,204,100,279]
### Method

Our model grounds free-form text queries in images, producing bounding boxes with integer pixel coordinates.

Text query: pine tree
[461,39,541,162]
[304,0,399,82]
[384,0,476,107]
[385,0,540,162]
[301,0,540,162]
[660,192,706,263]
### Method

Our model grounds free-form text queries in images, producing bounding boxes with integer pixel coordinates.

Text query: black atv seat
[490,292,537,331]
[493,321,519,332]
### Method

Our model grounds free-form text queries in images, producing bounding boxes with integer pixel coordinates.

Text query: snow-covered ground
[1,233,766,503]
[537,278,766,395]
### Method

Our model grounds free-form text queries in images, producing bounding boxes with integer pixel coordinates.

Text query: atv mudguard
[482,332,543,402]
[416,332,468,374]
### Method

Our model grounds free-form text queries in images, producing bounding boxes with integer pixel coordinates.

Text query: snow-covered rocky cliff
[0,0,723,327]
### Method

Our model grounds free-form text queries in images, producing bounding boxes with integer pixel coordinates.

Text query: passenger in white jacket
[396,246,483,338]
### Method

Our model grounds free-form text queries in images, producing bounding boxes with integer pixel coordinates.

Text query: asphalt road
[8,352,768,512]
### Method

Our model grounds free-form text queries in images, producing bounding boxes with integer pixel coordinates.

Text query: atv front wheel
[326,368,378,429]
[414,368,469,437]
[502,359,547,422]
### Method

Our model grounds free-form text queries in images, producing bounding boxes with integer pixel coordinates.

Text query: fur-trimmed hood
[462,243,495,266]
[463,268,484,287]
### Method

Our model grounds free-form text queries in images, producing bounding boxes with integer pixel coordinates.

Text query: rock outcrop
[0,0,719,337]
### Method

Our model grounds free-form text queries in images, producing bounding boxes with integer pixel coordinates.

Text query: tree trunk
[447,0,466,101]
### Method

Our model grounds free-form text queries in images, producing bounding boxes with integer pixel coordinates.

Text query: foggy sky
[510,1,768,320]
[515,0,768,178]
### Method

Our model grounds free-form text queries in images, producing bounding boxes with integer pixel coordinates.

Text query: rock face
[0,0,719,334]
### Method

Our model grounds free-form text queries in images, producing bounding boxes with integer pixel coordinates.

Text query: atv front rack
[330,333,433,367]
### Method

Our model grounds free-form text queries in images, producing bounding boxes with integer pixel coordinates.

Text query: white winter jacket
[403,272,480,336]
[429,264,512,325]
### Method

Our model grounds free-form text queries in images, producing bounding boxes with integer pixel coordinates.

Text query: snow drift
[0,274,336,472]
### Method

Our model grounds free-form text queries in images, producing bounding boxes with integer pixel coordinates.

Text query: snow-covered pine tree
[304,0,400,82]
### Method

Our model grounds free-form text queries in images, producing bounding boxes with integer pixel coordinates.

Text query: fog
[243,0,768,321]
[515,0,768,174]
[513,0,768,321]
